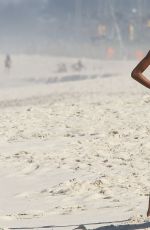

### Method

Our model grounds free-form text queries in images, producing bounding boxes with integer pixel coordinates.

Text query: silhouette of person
[5,54,11,69]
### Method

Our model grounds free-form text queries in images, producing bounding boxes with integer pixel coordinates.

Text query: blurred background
[0,0,149,59]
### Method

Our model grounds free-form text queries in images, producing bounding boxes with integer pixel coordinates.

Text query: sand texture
[0,56,149,229]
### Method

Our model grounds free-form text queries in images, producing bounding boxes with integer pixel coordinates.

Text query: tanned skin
[131,51,150,88]
[131,51,150,217]
[148,195,150,217]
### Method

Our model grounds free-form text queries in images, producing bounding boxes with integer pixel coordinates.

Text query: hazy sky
[0,0,45,4]
[0,0,148,54]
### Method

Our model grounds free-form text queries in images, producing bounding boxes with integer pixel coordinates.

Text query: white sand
[0,55,149,229]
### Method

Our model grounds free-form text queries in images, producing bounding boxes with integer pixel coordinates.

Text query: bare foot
[147,194,150,217]
[147,209,150,217]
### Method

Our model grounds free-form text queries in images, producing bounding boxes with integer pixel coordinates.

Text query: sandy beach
[0,55,150,230]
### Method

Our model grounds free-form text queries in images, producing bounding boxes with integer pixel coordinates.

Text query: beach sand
[0,56,149,229]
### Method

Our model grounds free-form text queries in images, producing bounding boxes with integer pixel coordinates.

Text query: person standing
[5,54,11,70]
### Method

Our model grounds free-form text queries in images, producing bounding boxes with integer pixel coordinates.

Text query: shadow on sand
[9,219,150,230]
[26,72,119,85]
[93,221,150,229]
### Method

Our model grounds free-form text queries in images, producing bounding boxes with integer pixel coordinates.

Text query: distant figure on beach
[57,63,67,73]
[5,54,11,70]
[131,50,150,217]
[72,60,84,72]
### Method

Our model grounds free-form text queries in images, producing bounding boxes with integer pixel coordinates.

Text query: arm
[131,51,150,89]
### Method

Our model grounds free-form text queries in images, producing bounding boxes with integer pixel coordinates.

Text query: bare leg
[147,194,150,217]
